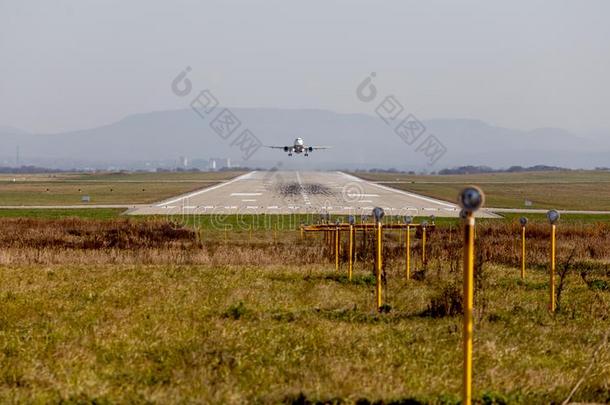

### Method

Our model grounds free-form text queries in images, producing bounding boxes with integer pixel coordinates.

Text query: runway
[127,171,498,218]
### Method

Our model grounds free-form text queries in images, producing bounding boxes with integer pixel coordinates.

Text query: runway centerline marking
[295,171,311,205]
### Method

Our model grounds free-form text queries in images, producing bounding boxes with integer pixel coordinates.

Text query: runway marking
[359,200,373,203]
[338,171,456,208]
[295,171,311,206]
[231,192,262,196]
[246,206,258,209]
[268,205,279,209]
[242,199,257,202]
[156,171,256,207]
[347,193,378,197]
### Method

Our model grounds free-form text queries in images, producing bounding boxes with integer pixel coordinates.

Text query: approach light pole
[458,186,485,405]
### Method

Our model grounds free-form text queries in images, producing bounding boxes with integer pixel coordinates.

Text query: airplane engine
[308,147,313,152]
[284,146,289,152]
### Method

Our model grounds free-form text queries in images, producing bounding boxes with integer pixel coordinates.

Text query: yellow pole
[335,226,340,271]
[463,213,475,405]
[405,225,411,280]
[550,224,556,312]
[348,225,354,281]
[521,226,526,279]
[300,225,304,239]
[376,222,383,310]
[422,227,427,265]
[353,227,358,269]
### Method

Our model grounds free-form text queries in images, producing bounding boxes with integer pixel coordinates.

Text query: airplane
[266,137,331,156]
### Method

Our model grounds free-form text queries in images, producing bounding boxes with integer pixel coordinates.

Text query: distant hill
[1,108,609,170]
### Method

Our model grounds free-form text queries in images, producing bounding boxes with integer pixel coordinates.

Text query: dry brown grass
[1,219,610,275]
[0,218,609,402]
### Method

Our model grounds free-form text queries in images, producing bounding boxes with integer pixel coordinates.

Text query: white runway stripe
[156,171,257,207]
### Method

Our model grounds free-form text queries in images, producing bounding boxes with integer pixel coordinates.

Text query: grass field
[0,171,243,206]
[352,170,610,211]
[0,208,124,220]
[1,263,608,403]
[0,217,609,403]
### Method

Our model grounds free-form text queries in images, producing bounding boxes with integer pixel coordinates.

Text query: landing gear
[304,153,309,156]
[288,153,293,156]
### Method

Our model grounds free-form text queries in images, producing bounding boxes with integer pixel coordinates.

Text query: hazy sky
[1,0,609,134]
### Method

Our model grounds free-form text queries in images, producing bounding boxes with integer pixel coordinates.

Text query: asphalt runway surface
[127,171,498,218]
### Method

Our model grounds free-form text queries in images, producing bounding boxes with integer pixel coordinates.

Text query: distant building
[209,158,231,170]
[178,156,188,168]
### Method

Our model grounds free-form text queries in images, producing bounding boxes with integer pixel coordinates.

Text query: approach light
[458,186,484,213]
[547,210,560,224]
[372,207,385,223]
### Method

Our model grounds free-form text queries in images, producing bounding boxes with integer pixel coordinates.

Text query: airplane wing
[265,146,290,149]
[308,146,332,150]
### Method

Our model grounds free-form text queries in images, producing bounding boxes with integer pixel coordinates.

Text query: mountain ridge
[1,108,609,170]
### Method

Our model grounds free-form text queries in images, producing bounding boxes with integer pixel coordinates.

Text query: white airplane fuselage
[287,138,311,156]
